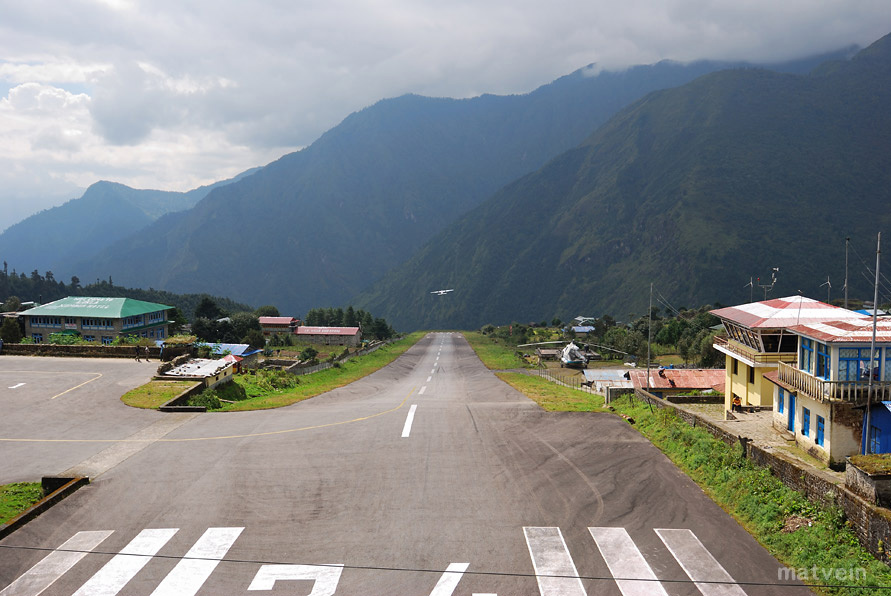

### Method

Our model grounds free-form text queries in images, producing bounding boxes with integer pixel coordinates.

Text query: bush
[254,369,300,392]
[188,390,221,410]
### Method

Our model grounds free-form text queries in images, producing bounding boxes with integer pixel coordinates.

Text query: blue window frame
[800,338,813,373]
[815,342,830,380]
[802,407,810,437]
[871,426,882,454]
[778,388,784,414]
[816,415,825,446]
[838,347,879,381]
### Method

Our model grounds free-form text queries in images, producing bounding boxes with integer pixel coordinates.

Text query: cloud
[0,0,888,230]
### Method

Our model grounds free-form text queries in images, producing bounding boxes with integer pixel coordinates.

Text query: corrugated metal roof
[629,368,724,390]
[259,317,295,325]
[710,296,866,329]
[296,326,360,336]
[788,318,891,343]
[22,296,172,318]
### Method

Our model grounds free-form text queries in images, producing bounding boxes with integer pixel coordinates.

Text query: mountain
[355,34,891,330]
[73,50,852,317]
[0,169,259,278]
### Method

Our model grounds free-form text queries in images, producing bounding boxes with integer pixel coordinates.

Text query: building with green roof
[22,297,173,344]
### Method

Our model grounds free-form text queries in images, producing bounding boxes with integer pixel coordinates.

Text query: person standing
[135,344,140,362]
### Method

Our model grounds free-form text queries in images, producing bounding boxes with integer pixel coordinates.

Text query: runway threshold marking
[402,404,418,438]
[72,528,178,596]
[523,527,586,596]
[655,529,747,596]
[0,388,418,444]
[589,527,667,596]
[429,562,469,596]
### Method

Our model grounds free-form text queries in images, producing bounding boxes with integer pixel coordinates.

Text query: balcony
[713,336,796,365]
[776,361,891,403]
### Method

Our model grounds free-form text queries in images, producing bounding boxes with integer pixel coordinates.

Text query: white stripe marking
[656,529,747,596]
[429,562,469,596]
[248,564,343,593]
[523,527,587,596]
[72,528,178,596]
[431,368,436,374]
[0,530,113,596]
[8,383,25,389]
[402,404,418,437]
[150,527,243,596]
[419,386,427,395]
[588,527,667,596]
[427,376,432,382]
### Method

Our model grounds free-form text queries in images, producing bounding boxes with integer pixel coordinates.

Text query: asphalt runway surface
[0,334,809,595]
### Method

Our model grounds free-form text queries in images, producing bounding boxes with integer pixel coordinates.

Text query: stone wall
[1,343,161,359]
[634,388,891,563]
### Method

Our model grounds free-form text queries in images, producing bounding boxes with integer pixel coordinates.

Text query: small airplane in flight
[430,289,454,295]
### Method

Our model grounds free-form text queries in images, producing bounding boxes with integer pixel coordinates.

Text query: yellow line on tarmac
[51,373,103,399]
[0,387,416,443]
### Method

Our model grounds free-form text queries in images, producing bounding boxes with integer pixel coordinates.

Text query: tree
[242,329,266,349]
[2,296,22,312]
[255,305,280,317]
[194,296,223,321]
[167,307,187,335]
[0,317,23,343]
[344,305,358,327]
[299,346,318,363]
[230,312,261,340]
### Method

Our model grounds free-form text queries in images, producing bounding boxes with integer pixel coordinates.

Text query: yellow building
[711,296,865,415]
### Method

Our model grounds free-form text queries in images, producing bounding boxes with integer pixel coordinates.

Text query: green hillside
[74,55,837,317]
[355,34,891,330]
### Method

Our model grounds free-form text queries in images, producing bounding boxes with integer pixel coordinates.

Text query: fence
[284,340,390,377]
[535,365,596,393]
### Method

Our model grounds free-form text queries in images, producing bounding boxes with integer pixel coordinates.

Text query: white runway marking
[419,386,427,395]
[150,527,244,596]
[523,527,586,596]
[73,528,178,596]
[402,404,418,437]
[8,383,25,389]
[431,368,436,374]
[0,530,113,596]
[656,529,746,596]
[427,376,432,382]
[248,564,343,593]
[429,562,470,596]
[589,527,667,596]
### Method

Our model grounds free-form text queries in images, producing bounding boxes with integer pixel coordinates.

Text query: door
[787,393,796,432]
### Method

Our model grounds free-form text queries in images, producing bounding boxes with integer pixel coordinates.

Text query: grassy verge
[0,482,43,524]
[608,395,891,595]
[462,331,528,369]
[496,372,605,411]
[121,380,200,409]
[214,332,425,411]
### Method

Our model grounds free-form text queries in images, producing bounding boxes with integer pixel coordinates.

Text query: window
[147,311,165,323]
[84,335,95,342]
[815,342,830,380]
[816,415,825,446]
[158,328,165,339]
[748,365,755,385]
[802,407,810,437]
[839,347,879,382]
[123,315,144,329]
[101,336,114,345]
[32,333,43,343]
[732,359,738,375]
[870,426,882,454]
[778,389,784,414]
[800,338,813,373]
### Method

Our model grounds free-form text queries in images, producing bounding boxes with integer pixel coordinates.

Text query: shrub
[188,390,221,410]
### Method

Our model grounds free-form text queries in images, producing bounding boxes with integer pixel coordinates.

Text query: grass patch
[496,372,605,411]
[121,380,200,409]
[214,333,425,411]
[849,454,891,475]
[0,482,43,524]
[608,395,891,595]
[462,331,528,369]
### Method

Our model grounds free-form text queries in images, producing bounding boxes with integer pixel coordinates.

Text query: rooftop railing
[713,336,796,364]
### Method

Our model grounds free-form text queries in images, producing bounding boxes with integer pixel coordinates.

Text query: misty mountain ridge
[49,45,858,317]
[354,33,891,330]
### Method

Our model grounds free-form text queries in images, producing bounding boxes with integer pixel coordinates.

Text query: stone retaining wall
[1,343,163,359]
[633,388,891,563]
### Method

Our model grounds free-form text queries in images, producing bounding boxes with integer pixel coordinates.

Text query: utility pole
[820,276,831,304]
[845,237,850,309]
[647,283,652,392]
[744,277,754,303]
[864,232,881,455]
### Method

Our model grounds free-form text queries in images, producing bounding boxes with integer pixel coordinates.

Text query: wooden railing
[777,361,891,403]
[713,337,795,364]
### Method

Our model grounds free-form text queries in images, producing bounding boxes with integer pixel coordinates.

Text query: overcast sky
[0,0,887,231]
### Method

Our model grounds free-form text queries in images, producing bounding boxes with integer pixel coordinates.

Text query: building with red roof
[259,316,298,337]
[628,368,725,400]
[296,326,362,346]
